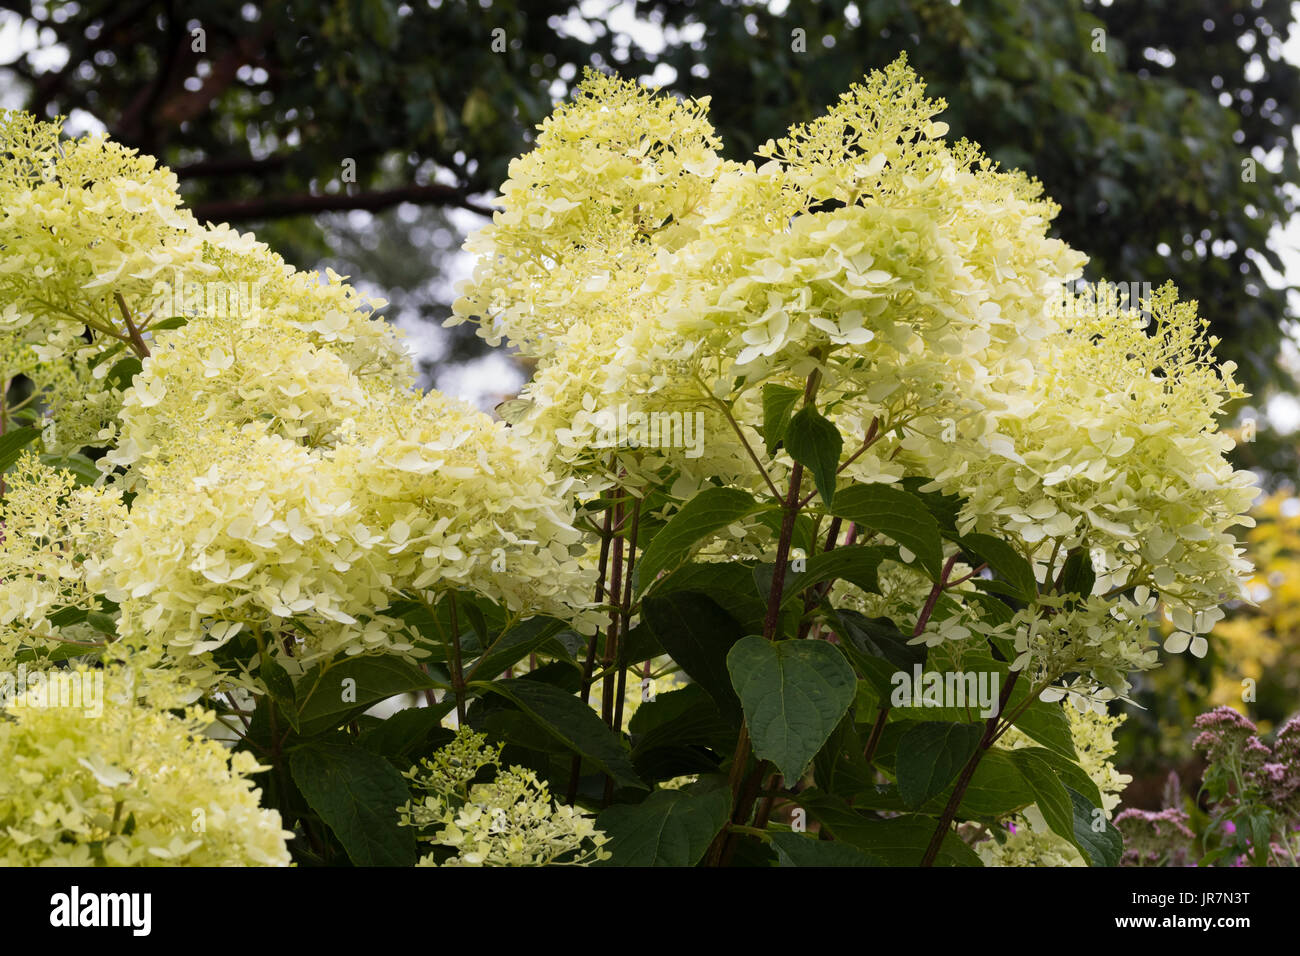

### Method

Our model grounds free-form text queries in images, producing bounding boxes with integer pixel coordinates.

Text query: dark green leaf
[1057,549,1096,598]
[46,606,88,628]
[295,655,437,736]
[0,426,41,473]
[784,405,842,507]
[259,656,298,731]
[1010,748,1073,843]
[960,533,1036,601]
[1009,694,1076,760]
[654,561,767,633]
[971,593,1016,658]
[289,739,418,866]
[899,477,964,536]
[39,453,100,486]
[14,639,103,664]
[770,830,882,866]
[799,790,982,866]
[830,483,944,578]
[632,745,723,782]
[596,780,731,866]
[612,623,663,667]
[831,609,925,672]
[641,591,746,721]
[629,683,736,757]
[1033,746,1104,809]
[761,383,803,454]
[465,615,566,682]
[106,356,143,392]
[896,721,983,808]
[87,341,127,369]
[939,748,1035,817]
[777,545,890,604]
[637,488,765,593]
[813,714,876,797]
[473,678,645,790]
[1068,787,1123,867]
[727,636,856,783]
[357,703,456,762]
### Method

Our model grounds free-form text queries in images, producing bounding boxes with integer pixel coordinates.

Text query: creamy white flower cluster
[451,58,1253,689]
[0,667,292,866]
[0,110,597,693]
[400,729,609,866]
[92,394,597,683]
[0,455,125,666]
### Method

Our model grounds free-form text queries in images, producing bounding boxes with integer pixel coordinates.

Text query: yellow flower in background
[1209,491,1300,723]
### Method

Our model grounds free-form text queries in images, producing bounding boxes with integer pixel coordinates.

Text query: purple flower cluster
[1119,710,1300,866]
[1273,716,1300,763]
[1192,706,1259,763]
[1115,807,1194,866]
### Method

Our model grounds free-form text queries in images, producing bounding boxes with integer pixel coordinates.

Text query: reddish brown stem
[919,670,1019,866]
[599,495,626,730]
[114,292,151,358]
[568,492,617,805]
[610,494,643,739]
[707,368,822,865]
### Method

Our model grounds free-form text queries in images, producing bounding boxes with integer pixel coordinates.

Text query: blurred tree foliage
[1,0,1296,453]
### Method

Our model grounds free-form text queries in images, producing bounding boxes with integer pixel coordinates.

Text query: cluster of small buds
[400,728,609,867]
[1191,705,1261,763]
[1252,717,1300,816]
[1114,807,1196,867]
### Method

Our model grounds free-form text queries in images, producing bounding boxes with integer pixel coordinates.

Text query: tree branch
[190,183,495,222]
[173,154,291,179]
